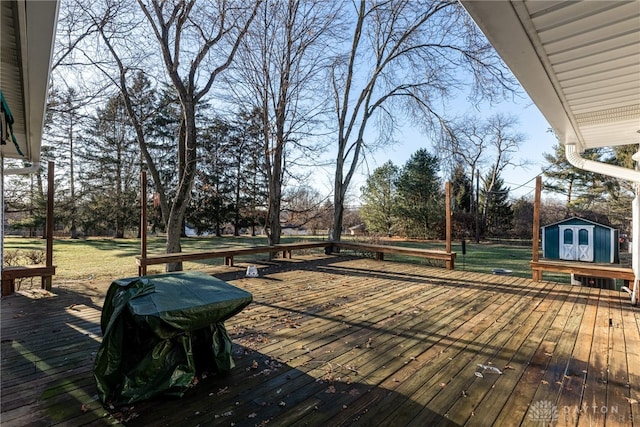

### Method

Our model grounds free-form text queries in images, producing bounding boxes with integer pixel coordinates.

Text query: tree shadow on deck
[210,254,628,310]
[2,256,631,426]
[124,346,459,427]
[0,286,113,426]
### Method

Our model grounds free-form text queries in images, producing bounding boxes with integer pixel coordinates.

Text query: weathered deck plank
[577,288,614,427]
[2,255,640,427]
[608,291,634,426]
[622,292,640,425]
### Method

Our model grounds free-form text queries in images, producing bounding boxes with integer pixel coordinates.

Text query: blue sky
[351,94,559,201]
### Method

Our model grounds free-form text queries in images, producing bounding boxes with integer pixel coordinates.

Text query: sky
[314,92,560,205]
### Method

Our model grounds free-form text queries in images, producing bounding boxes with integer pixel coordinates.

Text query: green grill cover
[94,271,252,405]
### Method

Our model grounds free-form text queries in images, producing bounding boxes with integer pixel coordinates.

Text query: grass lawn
[3,235,571,284]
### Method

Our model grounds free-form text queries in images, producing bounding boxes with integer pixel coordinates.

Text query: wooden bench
[331,242,456,269]
[2,265,56,296]
[136,240,457,275]
[530,259,635,282]
[136,241,331,275]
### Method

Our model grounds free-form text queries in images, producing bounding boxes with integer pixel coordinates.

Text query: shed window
[563,229,573,244]
[578,229,589,245]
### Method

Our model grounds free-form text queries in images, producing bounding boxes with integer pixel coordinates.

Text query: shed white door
[559,225,594,262]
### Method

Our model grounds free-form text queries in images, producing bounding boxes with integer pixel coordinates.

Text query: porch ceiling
[460,0,640,153]
[0,0,59,164]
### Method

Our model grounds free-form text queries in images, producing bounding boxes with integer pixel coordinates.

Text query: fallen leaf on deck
[626,397,638,404]
[541,380,549,384]
[80,404,90,413]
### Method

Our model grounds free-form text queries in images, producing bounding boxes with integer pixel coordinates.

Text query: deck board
[2,255,640,426]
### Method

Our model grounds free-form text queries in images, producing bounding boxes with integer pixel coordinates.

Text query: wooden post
[44,161,54,290]
[532,175,542,281]
[140,171,147,276]
[475,171,480,243]
[445,181,452,254]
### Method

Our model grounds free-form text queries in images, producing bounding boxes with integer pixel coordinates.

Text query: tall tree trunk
[266,138,283,246]
[165,106,197,271]
[332,164,345,241]
[69,113,78,239]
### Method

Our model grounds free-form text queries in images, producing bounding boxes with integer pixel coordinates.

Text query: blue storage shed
[542,217,619,264]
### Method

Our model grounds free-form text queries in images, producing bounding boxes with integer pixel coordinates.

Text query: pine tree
[396,149,443,239]
[480,173,512,237]
[81,93,139,237]
[542,143,614,214]
[450,164,473,213]
[360,161,400,237]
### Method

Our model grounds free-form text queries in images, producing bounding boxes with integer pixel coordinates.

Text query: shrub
[2,249,45,266]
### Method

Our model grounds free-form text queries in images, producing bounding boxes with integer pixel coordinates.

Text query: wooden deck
[2,255,640,426]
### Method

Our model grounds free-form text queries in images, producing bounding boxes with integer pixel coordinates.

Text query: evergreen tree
[360,161,400,237]
[510,197,534,239]
[396,149,443,239]
[605,145,635,231]
[187,116,234,236]
[542,143,615,214]
[480,172,512,237]
[229,108,268,236]
[449,163,474,238]
[80,93,139,237]
[45,86,88,238]
[450,164,473,213]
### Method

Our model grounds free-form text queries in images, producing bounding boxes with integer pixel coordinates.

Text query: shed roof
[542,216,616,231]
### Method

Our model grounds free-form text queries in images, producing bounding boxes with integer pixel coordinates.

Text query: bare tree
[437,113,526,239]
[479,114,526,220]
[438,115,487,211]
[82,0,259,269]
[328,0,516,241]
[225,0,339,246]
[281,185,331,230]
[137,0,259,266]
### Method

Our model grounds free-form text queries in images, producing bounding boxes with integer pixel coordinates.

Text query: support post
[445,181,451,254]
[475,171,480,243]
[1,155,4,295]
[532,175,542,281]
[140,171,147,276]
[44,161,54,290]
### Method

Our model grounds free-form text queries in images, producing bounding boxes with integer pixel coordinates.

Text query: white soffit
[0,0,59,164]
[460,0,640,152]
